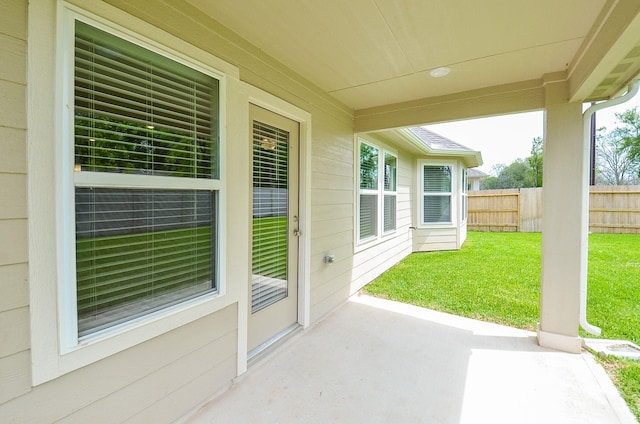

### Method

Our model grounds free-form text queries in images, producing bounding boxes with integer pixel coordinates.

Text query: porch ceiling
[188,0,640,115]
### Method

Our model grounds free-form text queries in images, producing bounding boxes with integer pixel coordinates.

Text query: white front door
[248,104,299,354]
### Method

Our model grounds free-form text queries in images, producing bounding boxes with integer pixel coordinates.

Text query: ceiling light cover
[430,67,451,78]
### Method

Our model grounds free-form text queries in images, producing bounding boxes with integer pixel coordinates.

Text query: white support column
[537,79,586,353]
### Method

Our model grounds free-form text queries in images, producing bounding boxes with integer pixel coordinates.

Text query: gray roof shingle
[409,127,474,152]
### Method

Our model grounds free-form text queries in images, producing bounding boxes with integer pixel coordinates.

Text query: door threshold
[248,324,301,366]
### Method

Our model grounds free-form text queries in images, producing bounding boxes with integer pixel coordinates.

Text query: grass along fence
[468,185,640,233]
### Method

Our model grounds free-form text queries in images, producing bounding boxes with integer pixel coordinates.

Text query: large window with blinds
[358,139,397,243]
[69,20,221,338]
[422,164,453,224]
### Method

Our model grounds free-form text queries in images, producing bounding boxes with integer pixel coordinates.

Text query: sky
[424,90,640,175]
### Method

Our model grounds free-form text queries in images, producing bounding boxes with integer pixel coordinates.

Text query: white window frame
[419,160,457,227]
[356,138,398,247]
[28,1,237,384]
[461,168,468,223]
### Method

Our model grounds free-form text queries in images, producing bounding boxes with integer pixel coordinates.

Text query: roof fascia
[354,79,544,133]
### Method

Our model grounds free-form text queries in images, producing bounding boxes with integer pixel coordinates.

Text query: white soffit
[187,0,614,109]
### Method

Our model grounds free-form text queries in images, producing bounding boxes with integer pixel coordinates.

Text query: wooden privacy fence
[468,185,640,233]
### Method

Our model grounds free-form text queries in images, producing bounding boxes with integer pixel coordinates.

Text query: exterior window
[70,21,221,337]
[383,153,397,233]
[358,140,397,243]
[461,168,468,222]
[422,165,452,224]
[359,142,379,240]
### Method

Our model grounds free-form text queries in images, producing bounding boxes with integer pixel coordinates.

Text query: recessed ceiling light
[429,67,451,78]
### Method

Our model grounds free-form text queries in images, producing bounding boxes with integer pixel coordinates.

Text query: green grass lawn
[363,231,640,419]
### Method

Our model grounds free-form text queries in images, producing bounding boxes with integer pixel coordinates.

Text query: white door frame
[237,83,311,376]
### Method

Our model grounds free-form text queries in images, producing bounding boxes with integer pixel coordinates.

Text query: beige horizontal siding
[0,220,27,266]
[0,307,29,358]
[59,332,237,424]
[0,128,26,174]
[308,129,356,321]
[310,244,354,275]
[311,216,353,239]
[312,171,353,191]
[0,34,26,85]
[312,203,353,222]
[311,155,353,178]
[0,80,26,130]
[310,230,353,257]
[413,228,458,252]
[125,355,236,424]
[0,0,26,40]
[351,235,413,293]
[1,305,237,423]
[0,264,28,312]
[0,351,31,404]
[311,188,354,207]
[311,266,357,305]
[0,174,27,219]
[0,0,29,409]
[310,282,352,323]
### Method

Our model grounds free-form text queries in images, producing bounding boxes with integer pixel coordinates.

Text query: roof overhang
[366,128,483,168]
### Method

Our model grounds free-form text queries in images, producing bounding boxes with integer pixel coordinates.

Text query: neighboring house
[2,1,640,422]
[468,168,490,191]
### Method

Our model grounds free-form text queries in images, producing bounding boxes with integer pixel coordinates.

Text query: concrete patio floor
[185,294,637,424]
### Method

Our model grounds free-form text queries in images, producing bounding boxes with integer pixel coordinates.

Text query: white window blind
[75,188,216,336]
[252,121,289,313]
[423,165,452,224]
[358,141,398,242]
[74,21,219,178]
[73,20,220,337]
[383,153,397,233]
[359,143,379,240]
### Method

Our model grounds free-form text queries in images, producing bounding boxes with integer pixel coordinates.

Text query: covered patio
[184,295,636,424]
[5,1,640,422]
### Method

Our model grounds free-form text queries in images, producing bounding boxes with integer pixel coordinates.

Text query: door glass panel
[252,121,289,313]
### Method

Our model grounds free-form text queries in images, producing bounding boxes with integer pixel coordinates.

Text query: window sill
[417,222,456,229]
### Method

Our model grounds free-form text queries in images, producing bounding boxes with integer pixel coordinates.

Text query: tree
[616,107,640,169]
[527,136,543,187]
[481,159,535,189]
[595,127,639,185]
[480,137,543,189]
[594,108,640,185]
